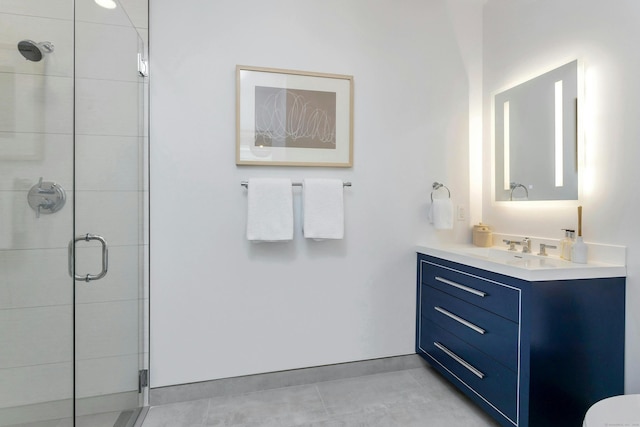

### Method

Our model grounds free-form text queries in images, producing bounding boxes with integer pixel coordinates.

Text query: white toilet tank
[583,394,640,426]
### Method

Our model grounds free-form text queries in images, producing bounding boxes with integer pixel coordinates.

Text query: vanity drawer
[421,260,520,322]
[419,319,518,423]
[420,285,519,372]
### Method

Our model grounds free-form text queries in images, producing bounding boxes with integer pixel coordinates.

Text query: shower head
[17,40,54,62]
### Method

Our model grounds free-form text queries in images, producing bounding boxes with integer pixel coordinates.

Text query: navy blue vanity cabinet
[416,253,625,427]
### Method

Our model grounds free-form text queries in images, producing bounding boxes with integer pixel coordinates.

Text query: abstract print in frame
[236,65,353,167]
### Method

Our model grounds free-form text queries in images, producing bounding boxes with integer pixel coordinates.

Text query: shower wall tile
[0,0,72,21]
[74,190,141,246]
[120,0,149,29]
[138,28,149,57]
[75,0,134,28]
[75,299,139,360]
[0,399,72,427]
[143,300,149,354]
[75,135,141,191]
[143,82,149,137]
[75,21,139,82]
[142,244,149,299]
[75,78,139,137]
[74,244,141,304]
[75,393,139,420]
[0,132,73,191]
[140,189,149,244]
[0,248,71,309]
[75,354,139,398]
[0,73,73,134]
[138,81,146,137]
[141,137,149,191]
[0,305,72,369]
[0,13,73,77]
[0,362,72,408]
[0,190,73,250]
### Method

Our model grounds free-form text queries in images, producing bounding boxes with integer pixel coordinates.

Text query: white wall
[482,0,640,393]
[150,0,475,387]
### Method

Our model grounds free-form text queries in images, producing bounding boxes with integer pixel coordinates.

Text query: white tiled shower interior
[0,0,148,425]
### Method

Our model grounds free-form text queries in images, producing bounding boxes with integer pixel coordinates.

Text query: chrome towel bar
[241,181,352,188]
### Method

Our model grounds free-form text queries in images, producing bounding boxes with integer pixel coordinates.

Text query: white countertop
[416,243,626,281]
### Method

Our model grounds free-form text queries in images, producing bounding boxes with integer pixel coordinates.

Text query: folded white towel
[303,179,344,240]
[429,198,453,230]
[246,178,293,242]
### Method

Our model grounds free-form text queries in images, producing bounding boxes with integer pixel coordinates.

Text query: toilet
[583,394,640,426]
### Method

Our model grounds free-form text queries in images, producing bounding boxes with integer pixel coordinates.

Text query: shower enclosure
[0,1,149,426]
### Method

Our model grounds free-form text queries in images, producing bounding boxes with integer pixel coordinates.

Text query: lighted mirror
[494,60,578,201]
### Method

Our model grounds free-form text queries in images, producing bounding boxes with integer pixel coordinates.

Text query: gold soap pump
[572,206,588,263]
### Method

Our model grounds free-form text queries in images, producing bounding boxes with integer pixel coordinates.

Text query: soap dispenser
[560,229,575,261]
[572,206,588,264]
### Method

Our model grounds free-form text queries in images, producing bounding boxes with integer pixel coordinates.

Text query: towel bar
[241,181,352,188]
[431,182,450,202]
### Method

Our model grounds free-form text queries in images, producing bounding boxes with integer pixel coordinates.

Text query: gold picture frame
[236,65,353,167]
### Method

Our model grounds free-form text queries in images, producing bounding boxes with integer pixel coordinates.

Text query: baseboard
[150,353,425,406]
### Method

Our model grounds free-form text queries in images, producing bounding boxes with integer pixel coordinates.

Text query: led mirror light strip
[555,80,564,187]
[503,101,510,190]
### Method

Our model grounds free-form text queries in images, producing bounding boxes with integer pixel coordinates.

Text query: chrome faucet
[537,243,557,256]
[503,239,518,251]
[522,237,532,253]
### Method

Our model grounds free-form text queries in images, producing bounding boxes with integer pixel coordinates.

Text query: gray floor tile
[203,384,327,427]
[407,366,463,398]
[407,367,501,426]
[291,411,370,427]
[142,398,210,427]
[315,371,423,417]
[143,367,502,427]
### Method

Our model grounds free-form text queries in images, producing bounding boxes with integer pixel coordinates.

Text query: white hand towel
[430,198,453,230]
[246,178,293,242]
[303,179,344,240]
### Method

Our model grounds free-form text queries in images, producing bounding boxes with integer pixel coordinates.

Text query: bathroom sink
[416,243,626,281]
[460,247,570,269]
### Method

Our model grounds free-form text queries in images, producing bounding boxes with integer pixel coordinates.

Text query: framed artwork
[236,65,353,167]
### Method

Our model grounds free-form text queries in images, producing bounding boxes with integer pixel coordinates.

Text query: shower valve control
[28,177,66,218]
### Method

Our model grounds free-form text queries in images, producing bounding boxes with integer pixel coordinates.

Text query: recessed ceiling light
[95,0,117,9]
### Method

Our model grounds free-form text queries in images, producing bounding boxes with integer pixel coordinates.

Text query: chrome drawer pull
[434,306,486,335]
[435,276,487,297]
[434,341,485,379]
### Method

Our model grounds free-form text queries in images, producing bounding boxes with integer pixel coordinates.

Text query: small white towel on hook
[246,178,293,242]
[429,198,453,230]
[303,179,344,240]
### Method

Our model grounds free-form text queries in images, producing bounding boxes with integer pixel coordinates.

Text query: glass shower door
[73,0,148,425]
[0,0,148,426]
[0,1,75,425]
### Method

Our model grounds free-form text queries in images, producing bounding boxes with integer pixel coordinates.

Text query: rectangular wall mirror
[494,60,579,202]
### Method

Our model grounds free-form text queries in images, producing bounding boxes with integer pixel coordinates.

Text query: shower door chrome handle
[68,234,109,282]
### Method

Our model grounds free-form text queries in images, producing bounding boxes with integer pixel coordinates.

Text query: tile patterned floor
[142,367,501,427]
